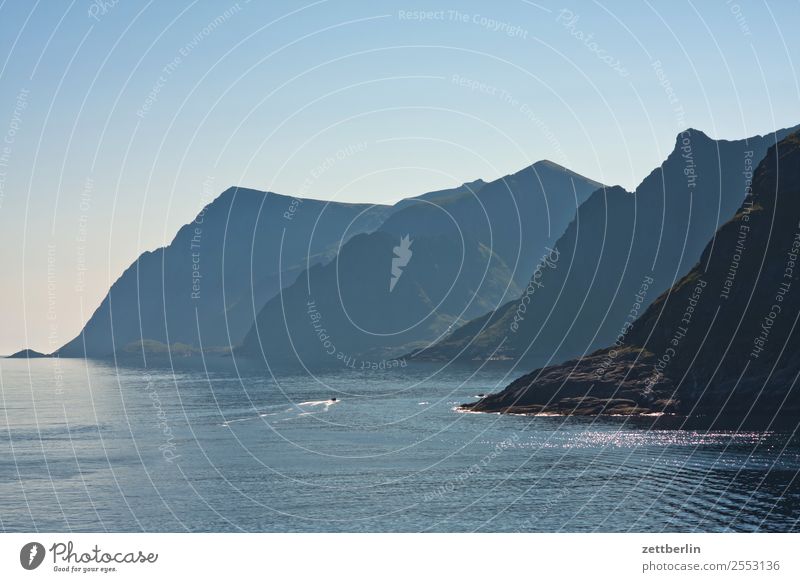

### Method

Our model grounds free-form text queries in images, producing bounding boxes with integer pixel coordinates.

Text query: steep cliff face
[57,188,390,357]
[416,126,800,365]
[464,132,800,426]
[628,130,800,420]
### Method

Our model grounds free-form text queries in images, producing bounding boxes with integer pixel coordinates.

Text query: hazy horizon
[1,0,799,354]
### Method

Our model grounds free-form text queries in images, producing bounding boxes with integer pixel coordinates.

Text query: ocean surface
[1,358,799,532]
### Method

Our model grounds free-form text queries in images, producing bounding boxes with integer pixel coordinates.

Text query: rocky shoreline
[457,132,800,430]
[458,348,679,417]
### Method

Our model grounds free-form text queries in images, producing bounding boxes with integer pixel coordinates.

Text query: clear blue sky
[1,0,798,354]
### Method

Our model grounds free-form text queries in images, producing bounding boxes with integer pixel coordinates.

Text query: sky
[1,0,799,354]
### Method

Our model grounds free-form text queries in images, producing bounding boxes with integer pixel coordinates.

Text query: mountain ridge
[410,124,800,365]
[238,160,605,366]
[461,130,800,427]
[52,159,602,360]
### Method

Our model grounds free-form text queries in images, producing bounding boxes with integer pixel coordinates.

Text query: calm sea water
[1,358,799,532]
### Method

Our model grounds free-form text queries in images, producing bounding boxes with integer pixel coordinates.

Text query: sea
[1,358,799,532]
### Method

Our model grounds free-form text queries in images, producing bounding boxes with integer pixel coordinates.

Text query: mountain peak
[675,127,711,144]
[531,159,567,171]
[525,159,605,190]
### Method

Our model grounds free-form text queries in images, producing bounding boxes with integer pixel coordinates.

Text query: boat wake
[220,399,340,427]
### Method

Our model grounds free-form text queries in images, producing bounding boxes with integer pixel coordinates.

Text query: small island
[6,348,49,359]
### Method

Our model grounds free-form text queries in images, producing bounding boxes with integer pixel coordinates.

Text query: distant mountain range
[238,161,603,365]
[462,131,800,427]
[412,125,800,365]
[31,122,799,398]
[51,160,601,362]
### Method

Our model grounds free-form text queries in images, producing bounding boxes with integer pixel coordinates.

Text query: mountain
[462,131,800,427]
[380,160,603,288]
[6,348,48,358]
[239,161,604,366]
[57,188,391,358]
[414,126,800,365]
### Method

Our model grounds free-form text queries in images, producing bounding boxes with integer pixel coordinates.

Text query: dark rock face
[57,188,390,358]
[239,162,603,366]
[415,126,800,365]
[462,348,677,416]
[463,131,800,427]
[7,348,48,358]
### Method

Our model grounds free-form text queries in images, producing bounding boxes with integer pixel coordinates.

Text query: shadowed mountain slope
[415,126,800,365]
[57,188,390,358]
[239,161,604,366]
[463,131,800,427]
